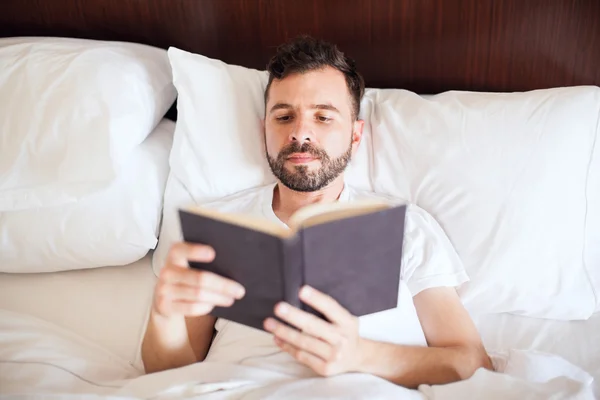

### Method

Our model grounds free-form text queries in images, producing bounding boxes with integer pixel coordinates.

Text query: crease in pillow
[0,37,176,212]
[0,119,175,273]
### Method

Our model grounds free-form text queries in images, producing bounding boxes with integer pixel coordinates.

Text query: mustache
[277,142,327,160]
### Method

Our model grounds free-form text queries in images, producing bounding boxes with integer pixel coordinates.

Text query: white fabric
[0,254,156,371]
[0,307,595,399]
[0,251,597,398]
[154,173,197,276]
[0,119,175,273]
[0,36,176,211]
[158,46,600,318]
[0,309,141,397]
[366,87,600,320]
[472,311,600,397]
[587,121,600,311]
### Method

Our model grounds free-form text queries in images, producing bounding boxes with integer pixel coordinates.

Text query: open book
[178,200,407,331]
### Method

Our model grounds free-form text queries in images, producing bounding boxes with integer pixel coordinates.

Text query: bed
[0,254,156,373]
[1,1,599,399]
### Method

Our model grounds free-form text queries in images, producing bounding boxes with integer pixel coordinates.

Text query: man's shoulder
[345,185,406,205]
[345,186,438,224]
[200,184,274,214]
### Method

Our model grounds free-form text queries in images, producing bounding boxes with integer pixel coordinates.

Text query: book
[178,199,407,331]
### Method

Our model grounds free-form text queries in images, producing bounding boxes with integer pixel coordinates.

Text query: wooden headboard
[1,0,599,95]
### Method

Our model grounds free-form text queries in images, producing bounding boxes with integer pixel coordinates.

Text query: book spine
[281,233,304,310]
[298,230,307,312]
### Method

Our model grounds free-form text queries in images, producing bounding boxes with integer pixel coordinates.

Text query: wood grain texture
[1,0,598,93]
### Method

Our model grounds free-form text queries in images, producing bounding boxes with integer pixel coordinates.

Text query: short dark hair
[265,35,365,120]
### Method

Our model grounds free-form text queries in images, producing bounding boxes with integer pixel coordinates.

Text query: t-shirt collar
[263,181,350,227]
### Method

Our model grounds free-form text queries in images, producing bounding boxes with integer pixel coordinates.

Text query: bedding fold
[0,308,595,399]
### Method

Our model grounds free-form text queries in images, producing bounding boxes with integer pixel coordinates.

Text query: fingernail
[264,318,276,331]
[277,302,289,315]
[205,247,215,258]
[300,285,312,299]
[235,286,245,298]
[197,246,214,259]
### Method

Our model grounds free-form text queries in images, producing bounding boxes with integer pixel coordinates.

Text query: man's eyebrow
[312,104,341,114]
[268,103,341,114]
[269,103,294,114]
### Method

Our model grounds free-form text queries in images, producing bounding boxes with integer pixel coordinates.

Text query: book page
[184,206,294,238]
[289,200,392,229]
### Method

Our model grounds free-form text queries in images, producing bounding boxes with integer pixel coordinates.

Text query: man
[141,36,492,388]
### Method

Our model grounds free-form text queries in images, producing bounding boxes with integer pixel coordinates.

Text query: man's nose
[288,118,315,143]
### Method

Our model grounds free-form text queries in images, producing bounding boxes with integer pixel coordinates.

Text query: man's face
[264,66,363,192]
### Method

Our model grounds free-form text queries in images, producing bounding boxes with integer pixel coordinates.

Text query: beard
[267,139,353,192]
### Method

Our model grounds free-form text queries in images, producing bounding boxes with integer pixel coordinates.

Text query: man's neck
[272,177,345,225]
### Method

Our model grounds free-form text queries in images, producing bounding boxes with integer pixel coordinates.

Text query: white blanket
[0,309,595,400]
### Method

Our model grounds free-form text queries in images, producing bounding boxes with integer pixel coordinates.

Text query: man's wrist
[149,306,170,323]
[352,337,374,373]
[352,338,409,378]
[149,307,185,330]
[149,309,191,344]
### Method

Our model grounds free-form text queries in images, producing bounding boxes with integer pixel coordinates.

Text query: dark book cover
[301,205,406,319]
[178,204,406,331]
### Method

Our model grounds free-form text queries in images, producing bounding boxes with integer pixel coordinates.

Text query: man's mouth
[286,153,319,164]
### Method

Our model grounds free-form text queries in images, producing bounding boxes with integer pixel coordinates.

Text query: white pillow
[589,122,600,312]
[366,87,600,319]
[165,47,272,202]
[0,37,176,211]
[0,119,175,273]
[165,47,374,197]
[156,47,600,320]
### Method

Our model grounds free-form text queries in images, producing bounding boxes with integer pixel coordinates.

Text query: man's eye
[276,115,292,122]
[317,116,332,122]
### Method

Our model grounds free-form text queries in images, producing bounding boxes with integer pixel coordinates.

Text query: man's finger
[298,286,352,326]
[193,270,246,299]
[160,267,245,299]
[273,302,341,345]
[161,283,236,306]
[168,242,215,267]
[275,337,331,376]
[264,317,334,361]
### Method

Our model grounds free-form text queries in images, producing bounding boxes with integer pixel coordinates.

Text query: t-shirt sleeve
[400,204,469,297]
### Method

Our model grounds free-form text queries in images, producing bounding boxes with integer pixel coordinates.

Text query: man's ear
[351,119,365,153]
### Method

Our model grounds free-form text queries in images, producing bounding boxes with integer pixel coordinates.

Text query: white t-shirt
[200,183,469,377]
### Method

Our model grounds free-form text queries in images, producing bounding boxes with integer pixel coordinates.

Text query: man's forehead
[267,67,351,113]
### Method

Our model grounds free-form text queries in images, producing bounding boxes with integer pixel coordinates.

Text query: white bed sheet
[0,255,598,398]
[0,252,156,371]
[472,311,600,398]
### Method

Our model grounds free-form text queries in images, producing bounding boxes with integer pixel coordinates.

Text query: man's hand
[153,242,246,319]
[143,242,246,374]
[263,285,492,387]
[263,285,363,377]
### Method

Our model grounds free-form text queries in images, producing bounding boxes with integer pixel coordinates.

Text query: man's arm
[356,287,493,388]
[141,313,216,374]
